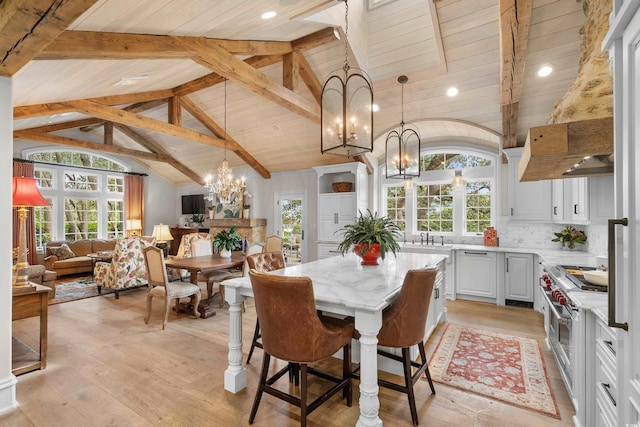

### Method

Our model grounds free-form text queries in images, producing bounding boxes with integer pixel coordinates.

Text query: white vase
[220,248,232,258]
[209,210,214,219]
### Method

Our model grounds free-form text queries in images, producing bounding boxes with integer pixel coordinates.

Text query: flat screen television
[181,194,206,215]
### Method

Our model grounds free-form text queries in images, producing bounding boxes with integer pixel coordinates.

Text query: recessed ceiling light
[372,104,379,112]
[261,11,277,20]
[447,86,459,97]
[537,65,553,77]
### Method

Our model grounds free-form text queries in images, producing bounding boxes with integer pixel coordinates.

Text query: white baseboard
[0,374,18,416]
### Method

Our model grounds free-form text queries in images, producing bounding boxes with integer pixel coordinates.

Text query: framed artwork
[213,195,241,218]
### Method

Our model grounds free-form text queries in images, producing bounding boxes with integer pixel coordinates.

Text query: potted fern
[213,225,242,258]
[336,210,402,265]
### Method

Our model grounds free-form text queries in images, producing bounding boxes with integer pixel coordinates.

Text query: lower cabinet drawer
[317,243,340,260]
[595,381,617,427]
[595,347,617,422]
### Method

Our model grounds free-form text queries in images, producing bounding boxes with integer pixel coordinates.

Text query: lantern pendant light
[385,75,421,179]
[320,0,374,158]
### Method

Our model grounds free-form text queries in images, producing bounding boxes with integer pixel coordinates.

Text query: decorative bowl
[332,182,353,192]
[583,270,608,286]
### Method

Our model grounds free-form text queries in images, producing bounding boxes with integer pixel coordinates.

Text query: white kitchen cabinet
[456,250,497,300]
[505,148,552,221]
[425,267,446,339]
[552,180,565,220]
[589,176,614,224]
[551,178,589,223]
[567,177,589,222]
[318,194,356,242]
[504,252,533,303]
[317,243,341,260]
[314,163,368,250]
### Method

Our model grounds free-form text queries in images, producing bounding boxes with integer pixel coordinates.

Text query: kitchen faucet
[420,232,427,245]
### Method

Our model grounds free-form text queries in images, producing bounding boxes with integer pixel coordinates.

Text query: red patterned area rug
[427,323,560,419]
[49,276,114,305]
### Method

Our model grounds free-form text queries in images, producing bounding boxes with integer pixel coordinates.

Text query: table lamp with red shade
[12,177,51,289]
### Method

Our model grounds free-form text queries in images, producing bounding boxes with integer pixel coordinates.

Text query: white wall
[0,77,18,414]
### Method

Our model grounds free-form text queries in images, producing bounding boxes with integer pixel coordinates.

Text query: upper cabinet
[505,148,552,221]
[314,163,368,244]
[589,175,614,224]
[551,178,590,223]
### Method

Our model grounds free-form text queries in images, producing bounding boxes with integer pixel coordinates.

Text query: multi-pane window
[34,198,54,249]
[64,172,99,191]
[420,153,492,171]
[416,183,454,232]
[107,176,124,193]
[34,169,55,189]
[107,200,125,238]
[465,180,492,233]
[382,151,496,236]
[65,199,98,240]
[28,151,125,172]
[386,186,406,231]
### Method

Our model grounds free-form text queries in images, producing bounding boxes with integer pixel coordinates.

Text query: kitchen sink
[399,242,453,253]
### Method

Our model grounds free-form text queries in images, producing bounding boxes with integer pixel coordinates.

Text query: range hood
[517,117,613,181]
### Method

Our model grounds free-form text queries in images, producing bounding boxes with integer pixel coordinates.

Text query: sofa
[44,239,118,277]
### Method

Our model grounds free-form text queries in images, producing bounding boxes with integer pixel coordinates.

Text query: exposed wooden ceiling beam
[177,37,320,123]
[14,89,172,119]
[36,30,194,60]
[283,52,299,92]
[13,129,169,162]
[180,96,271,179]
[173,55,282,96]
[291,27,338,51]
[499,0,533,149]
[0,0,98,77]
[65,99,229,148]
[37,31,295,60]
[114,124,204,184]
[296,52,322,104]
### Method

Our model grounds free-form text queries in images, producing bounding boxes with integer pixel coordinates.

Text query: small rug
[427,323,560,419]
[50,277,114,305]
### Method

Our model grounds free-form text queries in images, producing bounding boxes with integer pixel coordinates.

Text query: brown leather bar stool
[376,268,438,425]
[245,251,286,364]
[248,270,354,427]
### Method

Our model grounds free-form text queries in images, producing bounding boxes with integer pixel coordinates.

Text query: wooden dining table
[164,252,244,284]
[164,252,244,318]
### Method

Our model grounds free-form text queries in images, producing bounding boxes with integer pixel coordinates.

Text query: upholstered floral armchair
[95,236,156,299]
[171,233,212,280]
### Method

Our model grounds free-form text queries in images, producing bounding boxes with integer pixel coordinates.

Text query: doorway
[274,191,306,265]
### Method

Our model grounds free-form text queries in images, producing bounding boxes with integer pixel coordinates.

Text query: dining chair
[247,270,353,427]
[142,246,201,330]
[374,268,438,425]
[226,243,264,310]
[264,235,283,252]
[245,251,286,364]
[191,238,232,304]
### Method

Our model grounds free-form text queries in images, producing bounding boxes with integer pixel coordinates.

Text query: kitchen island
[222,251,447,427]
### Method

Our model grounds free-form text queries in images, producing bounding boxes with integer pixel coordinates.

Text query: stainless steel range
[539,264,608,400]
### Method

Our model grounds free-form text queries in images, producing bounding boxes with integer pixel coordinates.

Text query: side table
[12,284,51,375]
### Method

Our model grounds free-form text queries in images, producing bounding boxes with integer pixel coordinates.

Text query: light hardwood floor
[2,286,575,426]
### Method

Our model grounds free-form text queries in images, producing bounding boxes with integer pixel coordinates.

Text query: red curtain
[13,161,37,265]
[125,174,144,236]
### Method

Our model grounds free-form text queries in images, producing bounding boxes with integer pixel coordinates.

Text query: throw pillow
[49,244,76,260]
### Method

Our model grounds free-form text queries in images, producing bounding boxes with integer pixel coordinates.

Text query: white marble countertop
[224,252,447,312]
[400,242,600,266]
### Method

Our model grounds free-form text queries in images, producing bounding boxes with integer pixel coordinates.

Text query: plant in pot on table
[214,226,242,258]
[336,210,401,265]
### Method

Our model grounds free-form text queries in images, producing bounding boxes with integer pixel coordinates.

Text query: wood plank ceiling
[4,0,588,185]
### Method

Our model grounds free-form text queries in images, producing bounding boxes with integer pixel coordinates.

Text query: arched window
[381,149,497,238]
[24,149,129,248]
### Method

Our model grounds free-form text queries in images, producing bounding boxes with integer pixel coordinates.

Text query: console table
[12,284,51,375]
